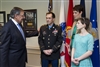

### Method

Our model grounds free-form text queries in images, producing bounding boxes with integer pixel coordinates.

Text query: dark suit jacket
[0,20,38,67]
[38,24,62,60]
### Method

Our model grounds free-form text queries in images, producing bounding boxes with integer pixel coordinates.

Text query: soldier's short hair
[46,12,55,18]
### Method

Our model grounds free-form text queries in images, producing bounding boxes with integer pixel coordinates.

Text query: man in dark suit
[38,12,62,67]
[0,7,38,67]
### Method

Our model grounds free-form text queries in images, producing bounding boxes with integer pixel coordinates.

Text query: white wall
[0,0,100,47]
[0,0,1,10]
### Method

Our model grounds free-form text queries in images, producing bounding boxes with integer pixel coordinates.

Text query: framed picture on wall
[0,11,6,30]
[7,14,11,22]
[23,9,37,31]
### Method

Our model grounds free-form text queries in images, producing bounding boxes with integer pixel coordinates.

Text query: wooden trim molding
[26,45,40,55]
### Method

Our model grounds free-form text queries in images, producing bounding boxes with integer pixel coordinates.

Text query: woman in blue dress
[71,18,94,67]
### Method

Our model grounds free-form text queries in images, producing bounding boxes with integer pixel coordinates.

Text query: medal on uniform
[43,31,46,36]
[52,29,58,36]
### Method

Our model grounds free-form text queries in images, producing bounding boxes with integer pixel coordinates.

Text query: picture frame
[23,9,37,31]
[0,11,6,30]
[7,14,11,22]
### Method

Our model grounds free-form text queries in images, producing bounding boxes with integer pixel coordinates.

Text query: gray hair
[10,7,24,18]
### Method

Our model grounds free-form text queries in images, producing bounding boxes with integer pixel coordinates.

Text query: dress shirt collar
[11,18,19,26]
[48,23,53,29]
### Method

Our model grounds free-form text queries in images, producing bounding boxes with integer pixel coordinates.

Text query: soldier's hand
[43,50,50,55]
[48,49,53,55]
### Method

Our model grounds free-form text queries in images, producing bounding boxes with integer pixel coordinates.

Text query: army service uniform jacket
[38,24,62,60]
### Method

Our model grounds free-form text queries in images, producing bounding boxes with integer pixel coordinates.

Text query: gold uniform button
[43,37,45,39]
[48,42,50,44]
[48,38,50,40]
[0,42,1,44]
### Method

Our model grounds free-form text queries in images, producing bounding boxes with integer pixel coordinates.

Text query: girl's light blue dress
[71,34,94,67]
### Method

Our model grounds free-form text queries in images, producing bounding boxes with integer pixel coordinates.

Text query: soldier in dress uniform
[38,12,62,67]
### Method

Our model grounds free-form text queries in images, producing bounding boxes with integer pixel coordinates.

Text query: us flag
[48,0,53,12]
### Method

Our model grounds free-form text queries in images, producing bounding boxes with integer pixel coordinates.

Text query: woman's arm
[75,35,94,61]
[75,50,92,61]
[71,48,75,62]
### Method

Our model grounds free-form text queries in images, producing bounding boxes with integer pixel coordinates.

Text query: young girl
[71,18,94,67]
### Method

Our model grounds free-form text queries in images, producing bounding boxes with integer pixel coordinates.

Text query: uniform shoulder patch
[55,24,61,28]
[41,24,46,27]
[55,24,58,26]
[42,24,46,27]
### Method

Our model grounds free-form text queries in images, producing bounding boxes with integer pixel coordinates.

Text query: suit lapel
[9,20,26,41]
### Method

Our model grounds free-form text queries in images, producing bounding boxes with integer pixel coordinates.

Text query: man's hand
[43,50,50,55]
[43,49,53,55]
[48,49,53,55]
